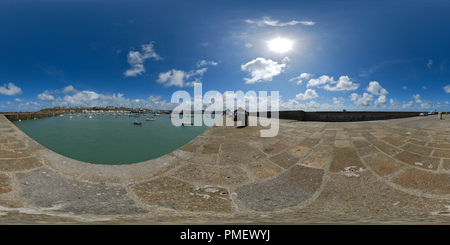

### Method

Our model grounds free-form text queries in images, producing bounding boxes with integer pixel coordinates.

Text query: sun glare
[268,38,293,53]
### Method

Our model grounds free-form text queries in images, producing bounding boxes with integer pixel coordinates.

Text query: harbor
[9,112,210,165]
[0,112,449,224]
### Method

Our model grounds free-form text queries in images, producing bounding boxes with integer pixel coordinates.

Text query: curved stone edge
[2,114,450,222]
[2,115,212,184]
[1,116,251,215]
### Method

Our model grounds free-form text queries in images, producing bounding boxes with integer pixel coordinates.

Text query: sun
[268,38,293,53]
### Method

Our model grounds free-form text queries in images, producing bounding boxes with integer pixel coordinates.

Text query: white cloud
[366,81,388,95]
[157,69,188,88]
[7,85,175,112]
[412,94,432,109]
[196,60,219,67]
[157,68,209,88]
[390,99,397,106]
[333,97,345,105]
[124,42,162,77]
[427,59,433,69]
[246,16,315,27]
[44,89,174,110]
[61,90,105,107]
[402,101,415,109]
[147,95,161,102]
[279,99,340,111]
[306,75,358,92]
[350,93,373,107]
[295,89,318,100]
[0,100,42,112]
[289,73,312,85]
[307,75,333,88]
[0,83,22,96]
[444,85,450,93]
[241,57,289,84]
[420,102,430,109]
[375,94,387,105]
[157,60,216,87]
[62,85,78,94]
[299,21,316,26]
[37,90,55,101]
[124,64,144,77]
[413,94,422,103]
[324,76,359,91]
[366,81,388,106]
[188,67,208,77]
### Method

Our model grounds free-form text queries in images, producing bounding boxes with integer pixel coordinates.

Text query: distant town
[37,106,172,115]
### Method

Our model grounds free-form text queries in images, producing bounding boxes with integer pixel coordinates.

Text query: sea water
[13,113,217,165]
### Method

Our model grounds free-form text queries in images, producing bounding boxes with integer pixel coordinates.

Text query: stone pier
[0,114,449,224]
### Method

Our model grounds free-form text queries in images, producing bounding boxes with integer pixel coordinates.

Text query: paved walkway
[0,114,449,224]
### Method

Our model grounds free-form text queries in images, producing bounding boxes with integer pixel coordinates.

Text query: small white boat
[146,117,155,121]
[182,122,192,126]
[154,114,160,116]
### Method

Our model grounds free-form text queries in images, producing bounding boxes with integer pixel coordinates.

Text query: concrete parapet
[257,110,419,122]
[304,111,420,122]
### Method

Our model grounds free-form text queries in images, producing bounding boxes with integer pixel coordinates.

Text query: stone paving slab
[0,114,450,224]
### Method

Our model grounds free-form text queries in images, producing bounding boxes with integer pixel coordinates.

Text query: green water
[13,113,216,165]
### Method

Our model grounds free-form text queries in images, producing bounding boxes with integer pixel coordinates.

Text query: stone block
[363,153,404,177]
[170,163,252,186]
[300,151,330,169]
[0,157,43,171]
[260,142,288,155]
[392,168,450,195]
[269,151,300,169]
[432,149,450,158]
[0,174,12,194]
[245,159,285,181]
[132,176,233,212]
[329,147,364,173]
[235,165,324,211]
[401,143,433,156]
[394,151,440,170]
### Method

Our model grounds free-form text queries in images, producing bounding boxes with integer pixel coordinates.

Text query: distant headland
[2,105,444,123]
[0,106,171,121]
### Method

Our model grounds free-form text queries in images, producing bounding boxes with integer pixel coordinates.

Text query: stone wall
[257,111,420,122]
[304,111,420,122]
[2,113,62,121]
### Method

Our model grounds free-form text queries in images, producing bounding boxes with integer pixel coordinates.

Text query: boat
[146,117,155,121]
[182,122,192,126]
[154,114,160,116]
[133,121,142,125]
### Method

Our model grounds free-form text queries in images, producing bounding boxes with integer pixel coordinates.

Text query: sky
[0,0,449,112]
